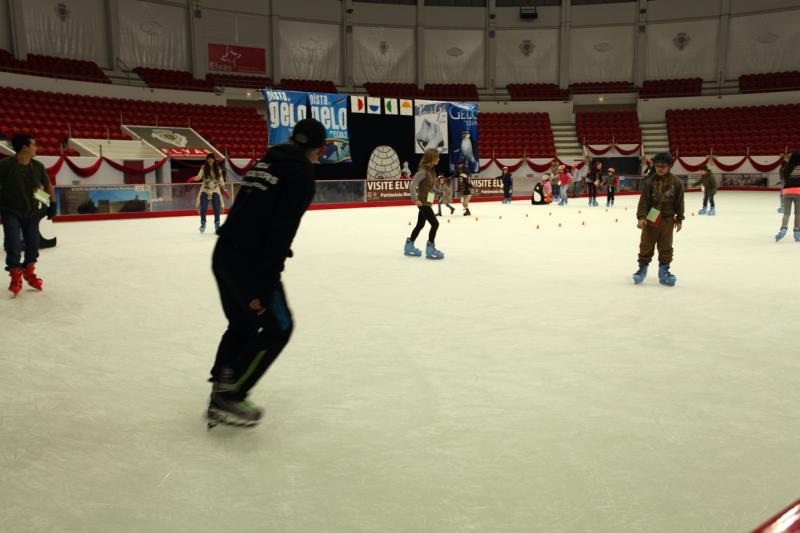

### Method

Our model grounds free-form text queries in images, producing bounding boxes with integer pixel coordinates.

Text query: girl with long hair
[190,153,227,233]
[404,149,445,259]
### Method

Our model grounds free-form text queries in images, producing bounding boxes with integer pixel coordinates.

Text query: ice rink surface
[1,191,798,533]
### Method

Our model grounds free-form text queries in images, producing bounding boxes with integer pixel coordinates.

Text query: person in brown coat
[404,149,444,259]
[632,152,684,286]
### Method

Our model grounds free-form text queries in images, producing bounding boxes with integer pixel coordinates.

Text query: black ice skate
[206,391,263,430]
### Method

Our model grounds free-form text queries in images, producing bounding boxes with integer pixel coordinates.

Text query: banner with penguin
[263,89,351,164]
[447,103,479,174]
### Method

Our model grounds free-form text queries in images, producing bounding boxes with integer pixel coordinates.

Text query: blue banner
[308,92,351,164]
[447,103,479,174]
[263,88,308,146]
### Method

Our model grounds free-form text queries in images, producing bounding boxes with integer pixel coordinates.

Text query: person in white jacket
[190,153,227,233]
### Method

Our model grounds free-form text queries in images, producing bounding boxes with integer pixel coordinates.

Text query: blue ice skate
[707,207,716,216]
[698,207,707,215]
[404,239,422,257]
[425,243,444,260]
[199,224,206,233]
[632,264,648,285]
[778,206,784,213]
[775,227,787,241]
[795,228,800,242]
[658,264,676,286]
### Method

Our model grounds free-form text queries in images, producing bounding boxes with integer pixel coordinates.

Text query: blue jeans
[200,193,221,225]
[1,210,40,271]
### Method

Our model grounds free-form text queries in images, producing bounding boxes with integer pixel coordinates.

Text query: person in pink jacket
[558,165,571,206]
[543,177,553,203]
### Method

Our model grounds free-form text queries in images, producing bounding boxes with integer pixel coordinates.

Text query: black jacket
[216,144,316,293]
[781,151,800,189]
[499,172,512,187]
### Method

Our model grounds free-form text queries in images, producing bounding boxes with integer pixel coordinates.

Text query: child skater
[558,164,571,206]
[692,166,718,216]
[605,167,618,207]
[775,151,800,242]
[435,175,455,216]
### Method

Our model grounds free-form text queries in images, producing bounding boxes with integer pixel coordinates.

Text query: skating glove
[46,203,57,220]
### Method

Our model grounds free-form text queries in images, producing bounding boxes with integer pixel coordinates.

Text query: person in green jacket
[0,133,56,297]
[693,165,718,216]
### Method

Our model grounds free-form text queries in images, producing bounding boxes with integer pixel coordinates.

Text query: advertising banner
[365,179,411,202]
[57,185,151,215]
[447,102,479,173]
[123,126,219,159]
[208,44,267,74]
[467,178,503,198]
[414,100,448,154]
[264,89,309,146]
[308,92,351,164]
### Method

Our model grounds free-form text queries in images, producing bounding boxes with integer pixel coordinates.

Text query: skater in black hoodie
[206,118,326,428]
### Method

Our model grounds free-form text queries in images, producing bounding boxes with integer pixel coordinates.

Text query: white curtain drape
[352,26,415,84]
[0,0,13,52]
[495,29,559,86]
[279,20,341,83]
[119,1,189,70]
[646,20,718,80]
[424,29,484,86]
[570,26,635,82]
[23,0,110,67]
[725,10,800,78]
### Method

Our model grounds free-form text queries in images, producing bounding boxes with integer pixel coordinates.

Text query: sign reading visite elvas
[365,179,411,202]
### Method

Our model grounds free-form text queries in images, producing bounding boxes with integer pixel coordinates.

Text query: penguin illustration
[460,131,477,169]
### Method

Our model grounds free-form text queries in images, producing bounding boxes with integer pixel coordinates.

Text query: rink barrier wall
[43,188,781,223]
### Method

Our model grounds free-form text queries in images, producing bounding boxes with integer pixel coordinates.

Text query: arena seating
[506,83,569,101]
[133,67,214,92]
[576,111,640,146]
[278,79,338,93]
[0,87,267,157]
[640,78,702,98]
[364,82,421,98]
[667,104,800,156]
[206,74,273,90]
[569,81,637,94]
[0,50,110,84]
[420,83,479,101]
[739,71,800,94]
[478,112,556,159]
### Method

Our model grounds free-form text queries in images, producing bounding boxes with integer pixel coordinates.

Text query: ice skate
[425,242,444,260]
[778,206,784,213]
[658,264,677,286]
[632,264,648,285]
[707,207,716,216]
[463,208,471,216]
[404,238,422,257]
[214,221,221,233]
[775,227,787,241]
[199,223,206,233]
[22,264,43,291]
[698,207,707,215]
[207,392,263,429]
[795,228,800,242]
[8,268,22,298]
[449,206,455,215]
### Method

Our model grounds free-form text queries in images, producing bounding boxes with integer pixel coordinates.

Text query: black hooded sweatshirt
[216,144,316,292]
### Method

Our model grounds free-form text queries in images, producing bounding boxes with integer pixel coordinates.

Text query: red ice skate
[8,268,23,297]
[22,264,43,291]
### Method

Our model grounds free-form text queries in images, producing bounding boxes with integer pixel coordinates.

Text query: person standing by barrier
[0,133,55,298]
[632,152,684,287]
[499,166,513,204]
[206,118,326,428]
[405,149,444,259]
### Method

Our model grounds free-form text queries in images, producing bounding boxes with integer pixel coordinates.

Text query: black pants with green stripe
[210,240,294,401]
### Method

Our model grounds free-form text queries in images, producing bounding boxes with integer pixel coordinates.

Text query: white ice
[1,191,799,533]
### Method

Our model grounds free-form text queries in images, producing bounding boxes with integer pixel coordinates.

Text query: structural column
[8,0,28,60]
[106,0,122,72]
[715,0,731,86]
[558,0,571,90]
[633,0,647,87]
[416,0,425,90]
